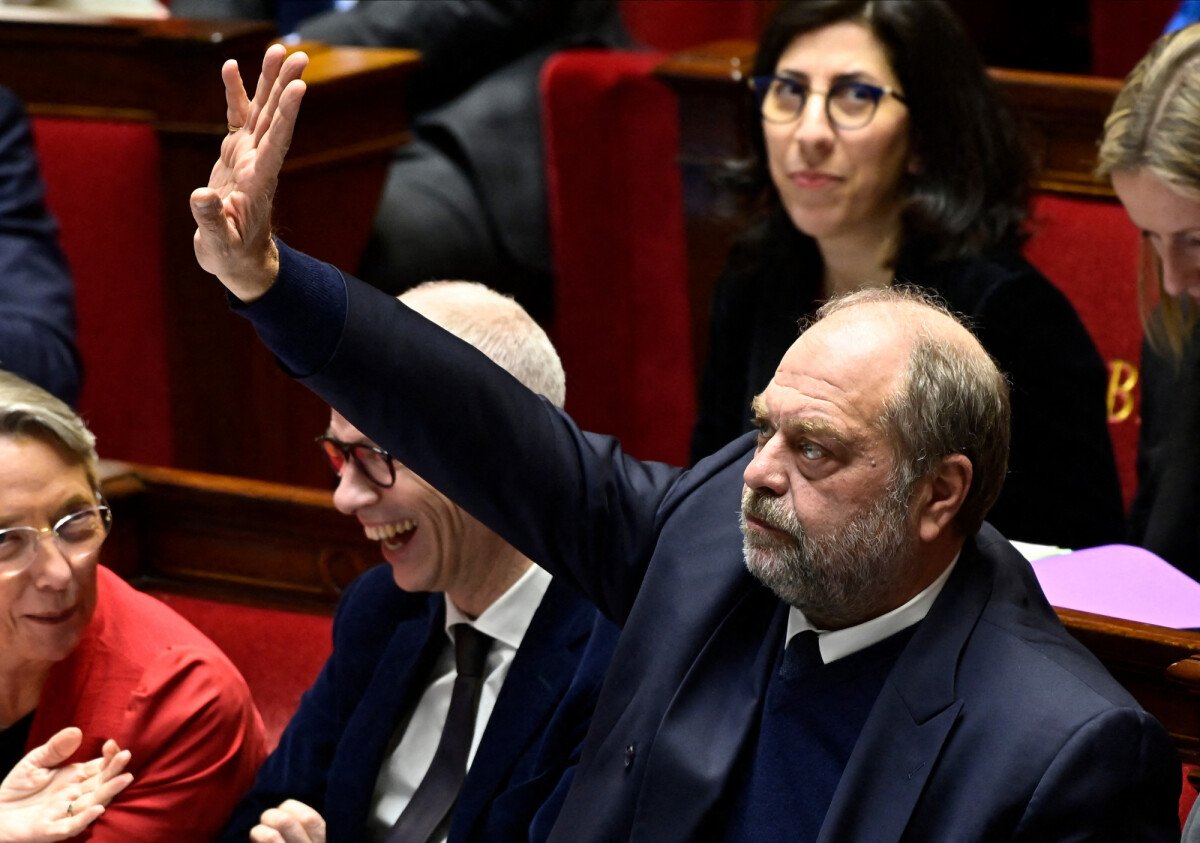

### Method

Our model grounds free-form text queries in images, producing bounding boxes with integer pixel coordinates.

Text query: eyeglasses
[316,435,397,488]
[749,75,907,130]
[0,505,112,577]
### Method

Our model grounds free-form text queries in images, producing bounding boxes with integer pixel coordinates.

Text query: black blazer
[1131,331,1200,579]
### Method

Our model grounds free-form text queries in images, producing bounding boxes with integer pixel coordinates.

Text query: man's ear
[913,454,972,543]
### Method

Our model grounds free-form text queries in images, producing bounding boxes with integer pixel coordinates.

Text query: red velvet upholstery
[1090,0,1177,78]
[31,117,174,466]
[1024,193,1144,509]
[1183,764,1199,830]
[620,0,774,51]
[147,590,333,751]
[542,49,694,465]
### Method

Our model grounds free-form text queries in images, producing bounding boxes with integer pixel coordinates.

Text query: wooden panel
[98,460,377,610]
[0,17,419,487]
[990,67,1123,198]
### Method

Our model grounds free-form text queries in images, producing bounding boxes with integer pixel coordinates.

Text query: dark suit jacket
[0,85,80,405]
[220,565,617,842]
[240,244,1181,841]
[1130,331,1200,579]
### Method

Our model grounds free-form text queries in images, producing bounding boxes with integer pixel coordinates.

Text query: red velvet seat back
[620,0,775,51]
[31,117,174,466]
[541,50,694,465]
[1090,0,1177,78]
[1024,193,1143,509]
[148,591,333,751]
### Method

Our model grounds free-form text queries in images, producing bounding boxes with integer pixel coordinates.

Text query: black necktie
[387,624,493,843]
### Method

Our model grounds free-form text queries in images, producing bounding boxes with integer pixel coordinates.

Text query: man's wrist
[227,238,281,304]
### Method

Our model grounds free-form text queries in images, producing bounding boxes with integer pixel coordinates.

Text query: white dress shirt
[367,564,553,842]
[786,554,959,664]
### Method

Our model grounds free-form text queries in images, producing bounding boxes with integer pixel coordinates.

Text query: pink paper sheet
[1031,544,1200,629]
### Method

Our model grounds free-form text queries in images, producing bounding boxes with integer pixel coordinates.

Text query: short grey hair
[0,370,99,488]
[811,286,1011,535]
[400,281,566,407]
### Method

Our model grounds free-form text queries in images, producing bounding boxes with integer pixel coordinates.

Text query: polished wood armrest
[98,459,377,610]
[1057,608,1200,764]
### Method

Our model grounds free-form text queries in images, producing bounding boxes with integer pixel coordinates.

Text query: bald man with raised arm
[192,46,1181,842]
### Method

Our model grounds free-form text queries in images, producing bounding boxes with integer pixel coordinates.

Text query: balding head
[400,281,566,408]
[742,286,1010,627]
[809,287,1011,535]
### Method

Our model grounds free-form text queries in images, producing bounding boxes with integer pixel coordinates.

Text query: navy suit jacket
[221,565,617,842]
[0,85,80,405]
[239,246,1182,841]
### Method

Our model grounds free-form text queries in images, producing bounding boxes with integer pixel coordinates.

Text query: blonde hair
[0,369,99,488]
[1098,22,1200,357]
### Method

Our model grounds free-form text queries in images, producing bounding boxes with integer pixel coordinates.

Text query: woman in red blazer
[0,370,267,841]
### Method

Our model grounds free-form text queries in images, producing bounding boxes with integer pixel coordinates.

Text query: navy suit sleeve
[0,86,81,405]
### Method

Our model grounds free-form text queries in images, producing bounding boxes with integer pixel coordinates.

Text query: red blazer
[27,566,267,841]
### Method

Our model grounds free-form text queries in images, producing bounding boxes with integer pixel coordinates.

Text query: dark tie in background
[387,624,493,843]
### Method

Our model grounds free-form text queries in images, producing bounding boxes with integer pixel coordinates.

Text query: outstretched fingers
[222,58,251,134]
[257,76,307,183]
[245,44,286,134]
[254,50,308,148]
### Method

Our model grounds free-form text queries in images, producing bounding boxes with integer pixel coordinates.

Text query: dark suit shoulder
[965,529,1142,711]
[331,566,440,655]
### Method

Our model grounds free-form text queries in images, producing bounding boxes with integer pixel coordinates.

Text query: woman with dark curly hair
[691,0,1124,550]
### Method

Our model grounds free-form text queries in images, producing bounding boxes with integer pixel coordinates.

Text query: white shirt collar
[444,563,551,652]
[785,552,959,665]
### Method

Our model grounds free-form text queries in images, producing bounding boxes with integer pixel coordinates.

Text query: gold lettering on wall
[1107,359,1139,422]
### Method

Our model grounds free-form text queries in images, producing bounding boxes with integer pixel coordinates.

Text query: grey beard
[740,484,915,628]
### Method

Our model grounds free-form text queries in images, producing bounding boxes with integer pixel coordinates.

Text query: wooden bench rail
[1057,608,1200,765]
[654,40,1122,198]
[98,460,376,610]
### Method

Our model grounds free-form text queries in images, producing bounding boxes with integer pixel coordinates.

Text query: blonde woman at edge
[1099,21,1200,582]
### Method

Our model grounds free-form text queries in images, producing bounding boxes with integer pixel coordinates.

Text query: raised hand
[0,727,133,843]
[191,44,309,302]
[250,798,327,843]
